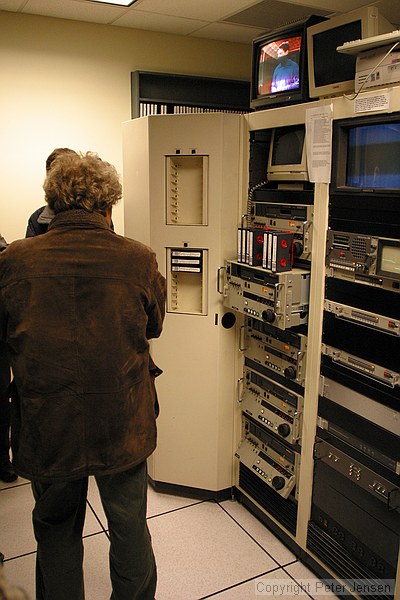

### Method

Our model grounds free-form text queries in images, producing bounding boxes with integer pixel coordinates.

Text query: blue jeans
[31,462,156,600]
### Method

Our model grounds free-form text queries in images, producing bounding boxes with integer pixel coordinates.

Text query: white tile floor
[0,475,338,599]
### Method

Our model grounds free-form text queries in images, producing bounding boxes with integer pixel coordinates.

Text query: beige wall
[0,11,251,242]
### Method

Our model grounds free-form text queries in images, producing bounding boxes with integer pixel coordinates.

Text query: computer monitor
[307,6,393,98]
[267,125,308,181]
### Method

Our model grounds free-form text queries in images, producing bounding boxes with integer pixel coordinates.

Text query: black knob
[277,423,291,438]
[284,366,296,380]
[271,476,285,491]
[262,309,275,323]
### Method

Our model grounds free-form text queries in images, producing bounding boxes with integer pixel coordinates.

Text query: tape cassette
[263,231,294,273]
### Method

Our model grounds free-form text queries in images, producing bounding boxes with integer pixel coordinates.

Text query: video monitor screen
[379,243,400,277]
[270,126,305,166]
[346,123,400,189]
[257,36,301,95]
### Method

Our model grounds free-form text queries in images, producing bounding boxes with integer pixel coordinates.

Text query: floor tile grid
[1,480,334,600]
[205,500,312,600]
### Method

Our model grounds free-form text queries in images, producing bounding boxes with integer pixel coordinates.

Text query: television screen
[347,123,400,189]
[251,16,326,110]
[257,36,301,96]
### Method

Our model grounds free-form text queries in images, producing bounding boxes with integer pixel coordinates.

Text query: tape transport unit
[242,360,303,446]
[243,317,307,388]
[223,260,310,330]
[235,414,300,500]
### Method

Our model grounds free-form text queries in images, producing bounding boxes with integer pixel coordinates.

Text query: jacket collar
[48,209,111,231]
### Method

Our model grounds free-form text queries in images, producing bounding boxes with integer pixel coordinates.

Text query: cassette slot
[247,316,307,347]
[253,187,314,204]
[245,414,297,464]
[245,359,299,408]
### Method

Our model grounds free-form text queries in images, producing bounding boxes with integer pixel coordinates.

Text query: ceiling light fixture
[88,0,138,6]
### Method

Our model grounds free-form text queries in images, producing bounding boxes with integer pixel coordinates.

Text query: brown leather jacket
[0,210,166,481]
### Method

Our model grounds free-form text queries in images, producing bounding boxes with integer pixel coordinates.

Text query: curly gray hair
[43,151,122,214]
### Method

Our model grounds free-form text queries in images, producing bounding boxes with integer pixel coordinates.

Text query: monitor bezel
[250,16,325,111]
[267,125,308,182]
[307,6,393,99]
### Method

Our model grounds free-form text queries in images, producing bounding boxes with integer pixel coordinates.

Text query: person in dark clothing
[0,233,17,484]
[271,41,299,93]
[0,152,166,600]
[25,205,55,238]
[25,148,77,238]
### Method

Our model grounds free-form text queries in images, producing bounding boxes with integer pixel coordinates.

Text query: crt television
[332,113,400,195]
[267,124,308,181]
[251,15,325,110]
[307,6,394,99]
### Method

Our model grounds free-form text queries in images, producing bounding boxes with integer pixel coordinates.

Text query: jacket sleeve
[146,255,166,341]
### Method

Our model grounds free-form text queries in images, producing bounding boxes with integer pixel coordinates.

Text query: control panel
[244,317,307,386]
[242,364,303,445]
[326,231,400,293]
[236,415,300,499]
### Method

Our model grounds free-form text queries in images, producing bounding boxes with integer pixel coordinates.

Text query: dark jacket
[26,205,115,237]
[25,206,53,237]
[0,210,166,481]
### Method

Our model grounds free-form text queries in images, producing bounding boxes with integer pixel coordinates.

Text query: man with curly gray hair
[0,151,166,600]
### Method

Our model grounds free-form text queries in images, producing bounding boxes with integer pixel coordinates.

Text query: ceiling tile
[112,10,209,35]
[0,0,26,10]
[225,0,330,30]
[2,0,400,42]
[21,0,127,23]
[191,22,267,44]
[127,0,264,22]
